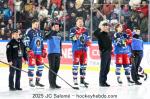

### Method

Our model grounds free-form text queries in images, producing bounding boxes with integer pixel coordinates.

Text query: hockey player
[45,22,62,89]
[6,29,27,91]
[113,24,134,84]
[131,27,143,85]
[69,17,92,87]
[23,19,47,87]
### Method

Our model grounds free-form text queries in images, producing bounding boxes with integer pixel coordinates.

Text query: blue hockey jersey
[23,28,44,55]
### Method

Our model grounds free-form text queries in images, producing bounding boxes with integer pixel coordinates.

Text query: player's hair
[11,29,18,34]
[32,19,39,24]
[115,23,121,32]
[133,27,140,30]
[76,17,83,22]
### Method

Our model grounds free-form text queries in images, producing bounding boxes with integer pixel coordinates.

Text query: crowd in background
[0,0,149,41]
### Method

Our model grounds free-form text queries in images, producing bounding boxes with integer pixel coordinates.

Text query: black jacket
[94,28,112,52]
[6,39,27,62]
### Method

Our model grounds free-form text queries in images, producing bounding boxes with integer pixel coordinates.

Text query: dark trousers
[99,51,111,84]
[131,51,143,82]
[9,58,22,89]
[48,54,60,87]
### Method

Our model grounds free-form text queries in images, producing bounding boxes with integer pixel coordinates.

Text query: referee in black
[6,29,27,91]
[94,20,112,87]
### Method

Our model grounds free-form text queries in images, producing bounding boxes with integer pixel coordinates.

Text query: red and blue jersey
[113,32,130,54]
[69,27,90,53]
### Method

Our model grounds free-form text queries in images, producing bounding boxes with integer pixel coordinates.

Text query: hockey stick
[0,60,28,73]
[42,63,79,90]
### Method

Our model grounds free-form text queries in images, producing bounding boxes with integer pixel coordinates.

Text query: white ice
[0,67,149,99]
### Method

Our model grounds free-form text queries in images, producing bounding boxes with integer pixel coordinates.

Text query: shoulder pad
[25,28,32,35]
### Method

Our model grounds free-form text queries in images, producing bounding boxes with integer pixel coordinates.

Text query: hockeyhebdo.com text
[32,93,117,99]
[75,94,117,99]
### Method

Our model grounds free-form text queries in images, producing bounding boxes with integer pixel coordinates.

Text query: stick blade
[72,87,79,90]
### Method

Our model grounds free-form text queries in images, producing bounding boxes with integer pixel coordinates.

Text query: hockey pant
[72,50,87,81]
[115,54,130,75]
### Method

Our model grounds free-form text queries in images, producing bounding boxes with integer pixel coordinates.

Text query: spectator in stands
[14,0,24,22]
[39,5,48,18]
[44,15,52,31]
[49,3,59,17]
[16,22,22,30]
[6,19,13,30]
[0,27,8,40]
[85,14,90,29]
[93,11,102,31]
[39,15,46,30]
[113,3,121,15]
[127,15,138,30]
[137,0,148,17]
[59,4,64,19]
[8,0,14,13]
[138,10,148,41]
[0,0,4,7]
[24,0,34,14]
[0,21,5,28]
[110,13,118,33]
[65,12,75,32]
[31,5,39,19]
[3,3,12,23]
[51,0,62,9]
[101,0,114,19]
[120,15,128,31]
[52,11,59,22]
[121,4,131,23]
[66,2,76,16]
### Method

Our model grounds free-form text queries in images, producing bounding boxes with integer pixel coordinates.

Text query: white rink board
[0,41,150,68]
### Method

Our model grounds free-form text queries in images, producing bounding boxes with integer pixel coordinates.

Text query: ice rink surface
[0,67,149,99]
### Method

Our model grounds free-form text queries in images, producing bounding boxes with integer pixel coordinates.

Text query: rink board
[0,41,150,73]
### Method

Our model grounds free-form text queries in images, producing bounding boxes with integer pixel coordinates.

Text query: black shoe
[35,82,45,87]
[100,83,110,87]
[127,77,134,83]
[104,82,110,87]
[80,78,89,85]
[135,81,142,85]
[55,84,61,89]
[36,79,44,87]
[74,83,78,85]
[9,87,16,91]
[117,77,123,84]
[16,88,22,90]
[50,85,61,89]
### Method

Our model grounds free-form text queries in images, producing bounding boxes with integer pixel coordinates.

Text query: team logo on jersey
[36,39,41,48]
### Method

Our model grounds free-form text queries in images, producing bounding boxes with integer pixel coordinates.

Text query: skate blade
[80,84,88,88]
